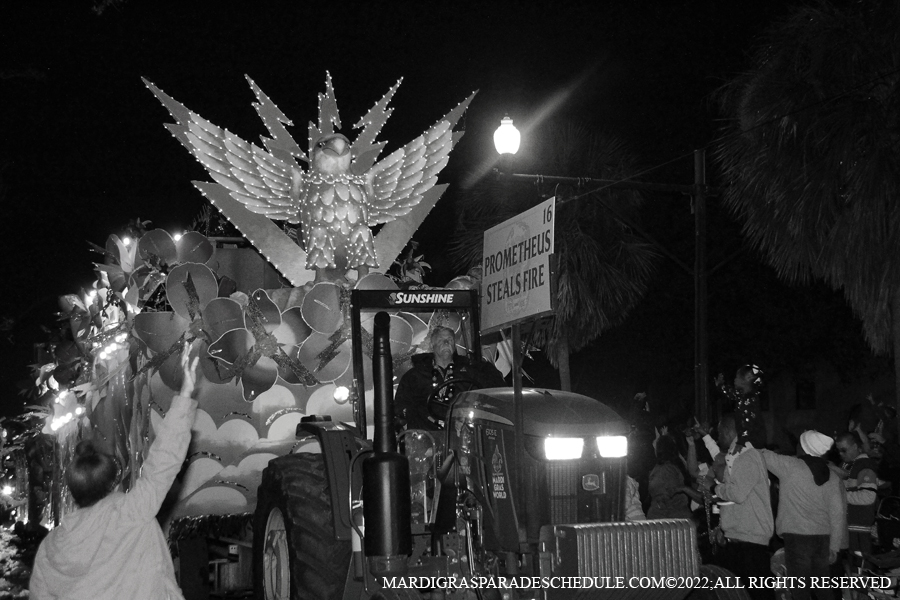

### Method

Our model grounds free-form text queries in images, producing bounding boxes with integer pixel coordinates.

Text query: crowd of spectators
[627,365,900,598]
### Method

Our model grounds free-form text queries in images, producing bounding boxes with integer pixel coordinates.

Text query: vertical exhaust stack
[363,311,411,577]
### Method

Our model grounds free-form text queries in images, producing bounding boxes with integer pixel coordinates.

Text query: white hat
[800,430,833,457]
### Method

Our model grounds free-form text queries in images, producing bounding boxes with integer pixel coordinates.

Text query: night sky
[0,1,877,421]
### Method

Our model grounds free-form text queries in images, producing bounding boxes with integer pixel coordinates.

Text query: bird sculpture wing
[365,119,453,226]
[144,79,301,223]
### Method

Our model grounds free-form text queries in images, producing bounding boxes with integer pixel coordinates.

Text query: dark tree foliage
[716,1,900,409]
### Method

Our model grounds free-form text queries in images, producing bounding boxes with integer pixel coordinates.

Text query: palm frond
[716,0,900,353]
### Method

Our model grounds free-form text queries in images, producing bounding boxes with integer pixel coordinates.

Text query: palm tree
[716,1,900,414]
[449,121,657,391]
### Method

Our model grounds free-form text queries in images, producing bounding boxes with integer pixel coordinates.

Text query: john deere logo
[582,474,601,491]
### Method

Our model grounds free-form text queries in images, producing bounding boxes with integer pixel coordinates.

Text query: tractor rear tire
[253,453,352,600]
[688,564,752,600]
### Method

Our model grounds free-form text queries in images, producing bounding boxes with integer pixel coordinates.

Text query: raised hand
[179,342,200,398]
[696,421,711,437]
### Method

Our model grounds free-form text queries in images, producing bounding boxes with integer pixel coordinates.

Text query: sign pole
[512,322,525,510]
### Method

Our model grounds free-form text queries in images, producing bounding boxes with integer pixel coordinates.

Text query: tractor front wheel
[253,453,351,600]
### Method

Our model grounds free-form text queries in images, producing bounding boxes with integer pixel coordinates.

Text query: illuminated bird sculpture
[144,74,474,282]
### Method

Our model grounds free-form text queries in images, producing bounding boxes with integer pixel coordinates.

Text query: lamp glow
[2,485,12,496]
[544,437,584,460]
[173,232,183,241]
[596,436,628,458]
[493,116,520,155]
[122,236,132,247]
[333,386,350,403]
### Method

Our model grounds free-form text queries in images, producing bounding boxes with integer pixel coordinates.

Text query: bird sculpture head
[311,133,351,175]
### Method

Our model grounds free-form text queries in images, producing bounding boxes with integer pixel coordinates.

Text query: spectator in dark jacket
[833,431,878,555]
[647,433,695,521]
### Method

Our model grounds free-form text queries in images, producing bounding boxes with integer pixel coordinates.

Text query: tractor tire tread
[254,453,351,600]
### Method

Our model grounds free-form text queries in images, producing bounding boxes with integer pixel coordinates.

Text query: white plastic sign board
[481,196,556,333]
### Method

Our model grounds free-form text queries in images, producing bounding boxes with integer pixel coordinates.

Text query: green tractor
[253,290,736,600]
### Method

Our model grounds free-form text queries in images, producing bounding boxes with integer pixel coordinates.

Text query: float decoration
[132,263,219,390]
[207,289,319,400]
[144,73,475,282]
[26,227,500,527]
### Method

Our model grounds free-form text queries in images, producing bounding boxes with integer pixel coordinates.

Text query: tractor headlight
[544,437,584,460]
[596,435,627,458]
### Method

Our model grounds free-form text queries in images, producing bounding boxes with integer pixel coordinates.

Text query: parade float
[17,73,482,594]
[7,72,742,600]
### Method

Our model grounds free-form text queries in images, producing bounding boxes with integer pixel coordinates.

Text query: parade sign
[481,197,555,333]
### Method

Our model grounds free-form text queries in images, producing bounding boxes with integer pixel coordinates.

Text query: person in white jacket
[29,347,199,600]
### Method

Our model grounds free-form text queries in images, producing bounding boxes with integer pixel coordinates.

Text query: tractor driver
[395,326,505,431]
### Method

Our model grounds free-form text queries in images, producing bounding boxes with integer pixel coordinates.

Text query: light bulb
[493,116,521,155]
[333,386,350,402]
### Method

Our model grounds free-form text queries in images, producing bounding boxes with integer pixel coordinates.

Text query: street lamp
[493,116,520,155]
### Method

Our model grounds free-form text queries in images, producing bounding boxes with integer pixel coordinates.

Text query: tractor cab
[347,287,484,437]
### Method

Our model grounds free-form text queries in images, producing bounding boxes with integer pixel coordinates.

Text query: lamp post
[492,115,527,508]
[492,118,712,423]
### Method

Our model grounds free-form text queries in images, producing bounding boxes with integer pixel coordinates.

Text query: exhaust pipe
[363,311,411,577]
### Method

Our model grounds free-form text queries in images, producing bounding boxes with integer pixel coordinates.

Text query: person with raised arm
[30,345,199,600]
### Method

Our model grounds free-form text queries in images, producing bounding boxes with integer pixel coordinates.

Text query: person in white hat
[760,431,846,600]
